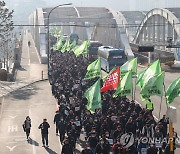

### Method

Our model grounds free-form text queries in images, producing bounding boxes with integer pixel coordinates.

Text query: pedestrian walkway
[16,30,47,82]
[0,30,48,98]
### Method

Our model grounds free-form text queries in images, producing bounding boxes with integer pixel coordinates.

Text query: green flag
[84,58,101,80]
[50,27,61,37]
[66,39,71,52]
[61,39,70,53]
[69,40,77,52]
[74,40,90,57]
[166,76,180,104]
[113,71,132,97]
[53,36,63,51]
[136,69,147,84]
[84,79,101,113]
[140,71,164,100]
[136,59,162,88]
[121,58,137,77]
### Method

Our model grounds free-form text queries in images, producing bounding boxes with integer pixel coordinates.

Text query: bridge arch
[133,8,180,48]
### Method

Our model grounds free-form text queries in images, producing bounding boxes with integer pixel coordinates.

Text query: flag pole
[100,58,103,80]
[120,68,122,99]
[131,71,134,101]
[133,78,137,101]
[163,77,174,152]
[163,82,168,110]
[134,57,138,101]
[158,96,163,119]
[163,80,174,153]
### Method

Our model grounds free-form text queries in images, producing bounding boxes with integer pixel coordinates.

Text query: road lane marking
[6,146,16,151]
[9,116,17,119]
[8,125,18,132]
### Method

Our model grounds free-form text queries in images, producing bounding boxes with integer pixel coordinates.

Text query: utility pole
[47,3,72,70]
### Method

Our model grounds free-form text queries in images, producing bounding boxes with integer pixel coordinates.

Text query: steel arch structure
[133,8,180,45]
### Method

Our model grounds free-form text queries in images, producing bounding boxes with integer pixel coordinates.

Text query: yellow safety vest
[146,101,154,110]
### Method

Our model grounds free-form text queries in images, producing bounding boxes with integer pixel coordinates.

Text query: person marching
[57,117,66,143]
[28,41,31,47]
[54,110,61,135]
[38,118,50,147]
[23,116,31,141]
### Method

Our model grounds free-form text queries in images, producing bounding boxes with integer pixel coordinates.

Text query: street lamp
[47,3,72,69]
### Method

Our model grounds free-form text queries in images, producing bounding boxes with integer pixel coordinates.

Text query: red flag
[101,67,120,92]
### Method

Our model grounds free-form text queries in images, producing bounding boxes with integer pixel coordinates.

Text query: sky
[3,0,180,24]
[45,0,180,11]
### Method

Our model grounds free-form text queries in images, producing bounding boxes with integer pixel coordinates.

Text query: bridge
[29,7,134,64]
[121,8,180,64]
[29,7,180,66]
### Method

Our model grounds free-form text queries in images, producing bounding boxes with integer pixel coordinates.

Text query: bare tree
[0,1,14,35]
[0,1,14,71]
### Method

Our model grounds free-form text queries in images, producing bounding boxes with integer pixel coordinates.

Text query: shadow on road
[9,84,40,100]
[17,66,27,71]
[45,147,58,154]
[28,137,39,146]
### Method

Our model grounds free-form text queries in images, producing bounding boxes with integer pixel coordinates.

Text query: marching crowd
[47,50,178,154]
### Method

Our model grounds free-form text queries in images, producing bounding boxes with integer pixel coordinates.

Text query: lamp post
[47,3,72,69]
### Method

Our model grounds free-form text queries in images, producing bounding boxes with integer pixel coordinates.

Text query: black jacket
[95,140,110,154]
[58,120,66,133]
[54,113,61,124]
[88,136,98,148]
[61,144,73,154]
[81,148,93,154]
[38,122,50,134]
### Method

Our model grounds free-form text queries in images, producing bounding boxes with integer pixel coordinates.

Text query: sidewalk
[0,30,48,98]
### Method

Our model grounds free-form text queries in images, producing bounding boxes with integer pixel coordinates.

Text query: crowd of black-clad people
[48,50,178,154]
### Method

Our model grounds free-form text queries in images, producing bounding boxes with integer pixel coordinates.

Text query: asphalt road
[0,81,65,154]
[1,35,179,154]
[0,72,179,153]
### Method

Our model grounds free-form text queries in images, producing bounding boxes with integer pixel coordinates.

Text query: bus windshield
[108,50,126,64]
